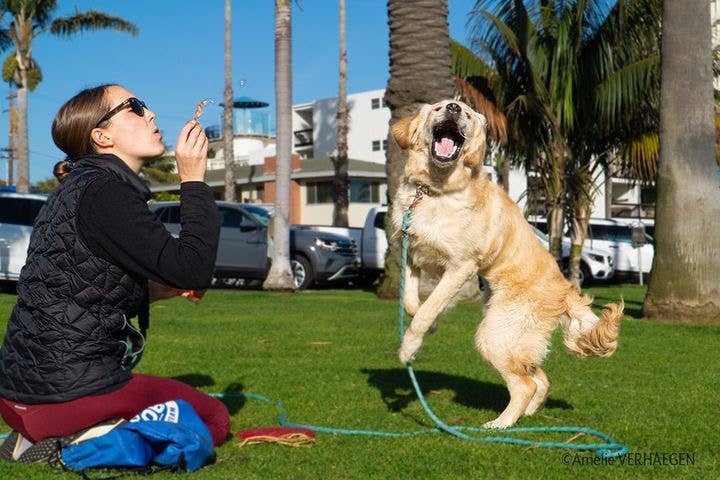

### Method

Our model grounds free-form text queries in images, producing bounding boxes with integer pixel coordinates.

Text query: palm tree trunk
[15,71,29,192]
[263,0,296,290]
[604,160,614,219]
[223,0,236,201]
[546,139,566,264]
[643,0,720,323]
[568,204,591,289]
[378,0,455,299]
[7,86,16,186]
[500,152,510,192]
[332,0,349,227]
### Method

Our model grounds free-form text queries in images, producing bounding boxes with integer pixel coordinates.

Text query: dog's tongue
[436,136,455,157]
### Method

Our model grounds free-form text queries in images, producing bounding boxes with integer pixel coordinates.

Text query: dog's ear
[391,115,419,150]
[464,112,487,168]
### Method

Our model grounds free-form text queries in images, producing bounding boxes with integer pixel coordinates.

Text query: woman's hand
[175,120,208,183]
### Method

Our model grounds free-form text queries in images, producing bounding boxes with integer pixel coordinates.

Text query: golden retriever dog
[391,100,623,429]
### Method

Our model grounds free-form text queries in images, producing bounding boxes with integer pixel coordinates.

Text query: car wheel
[291,255,314,290]
[579,262,592,287]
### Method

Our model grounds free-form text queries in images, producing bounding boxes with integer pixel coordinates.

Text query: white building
[154,88,653,227]
[293,88,391,164]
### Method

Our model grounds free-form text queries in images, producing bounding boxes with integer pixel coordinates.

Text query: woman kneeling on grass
[0,84,230,461]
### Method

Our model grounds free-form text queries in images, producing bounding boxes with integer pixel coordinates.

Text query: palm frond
[453,75,508,145]
[50,11,138,37]
[616,132,658,181]
[595,54,659,127]
[451,39,496,80]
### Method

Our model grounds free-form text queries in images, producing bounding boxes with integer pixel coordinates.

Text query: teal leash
[208,187,626,458]
[0,189,628,458]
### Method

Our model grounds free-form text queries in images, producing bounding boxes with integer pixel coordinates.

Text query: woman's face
[98,86,165,162]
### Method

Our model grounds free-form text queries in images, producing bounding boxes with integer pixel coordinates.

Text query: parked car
[149,201,360,289]
[293,206,387,281]
[303,206,612,287]
[531,218,654,282]
[531,227,614,286]
[0,192,47,282]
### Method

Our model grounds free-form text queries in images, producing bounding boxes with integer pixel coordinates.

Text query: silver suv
[149,201,360,289]
[0,192,47,282]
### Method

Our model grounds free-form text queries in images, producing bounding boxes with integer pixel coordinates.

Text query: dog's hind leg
[482,363,536,429]
[523,366,549,417]
[398,261,477,364]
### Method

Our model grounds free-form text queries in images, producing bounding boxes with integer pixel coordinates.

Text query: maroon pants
[0,374,230,446]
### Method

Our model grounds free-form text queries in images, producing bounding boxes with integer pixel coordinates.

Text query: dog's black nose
[446,103,461,115]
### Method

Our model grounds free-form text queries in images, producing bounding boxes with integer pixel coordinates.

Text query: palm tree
[377,0,456,299]
[0,1,138,193]
[223,0,236,201]
[467,0,572,263]
[465,0,662,285]
[643,0,720,323]
[263,0,295,290]
[332,0,349,227]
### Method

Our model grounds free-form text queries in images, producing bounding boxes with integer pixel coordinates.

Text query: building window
[372,140,381,151]
[382,98,388,108]
[371,98,380,109]
[382,139,388,150]
[307,182,334,204]
[350,180,380,203]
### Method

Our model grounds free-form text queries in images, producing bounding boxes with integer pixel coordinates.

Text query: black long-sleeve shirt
[78,177,220,291]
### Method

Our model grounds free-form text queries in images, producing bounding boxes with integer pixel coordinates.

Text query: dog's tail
[561,290,623,358]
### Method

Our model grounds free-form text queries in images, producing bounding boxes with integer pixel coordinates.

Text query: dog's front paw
[398,331,424,364]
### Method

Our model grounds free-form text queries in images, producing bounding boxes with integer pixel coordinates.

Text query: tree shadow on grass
[590,294,643,319]
[170,374,246,415]
[360,368,572,418]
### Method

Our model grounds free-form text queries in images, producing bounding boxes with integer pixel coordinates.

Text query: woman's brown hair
[52,160,70,182]
[51,84,117,161]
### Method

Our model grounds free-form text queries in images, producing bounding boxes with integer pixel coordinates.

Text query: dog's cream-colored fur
[391,100,623,429]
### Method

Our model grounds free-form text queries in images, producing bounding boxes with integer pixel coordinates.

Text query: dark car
[149,201,359,289]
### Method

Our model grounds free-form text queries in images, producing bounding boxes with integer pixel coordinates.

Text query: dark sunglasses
[95,97,148,127]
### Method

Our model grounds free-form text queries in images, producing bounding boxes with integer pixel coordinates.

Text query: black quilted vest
[0,154,150,404]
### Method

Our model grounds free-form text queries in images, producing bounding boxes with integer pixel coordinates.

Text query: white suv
[585,219,654,281]
[0,192,47,281]
[531,227,614,286]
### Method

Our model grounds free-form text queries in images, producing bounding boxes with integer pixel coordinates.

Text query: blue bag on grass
[61,399,214,473]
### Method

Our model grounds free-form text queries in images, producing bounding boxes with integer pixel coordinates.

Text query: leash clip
[412,183,430,208]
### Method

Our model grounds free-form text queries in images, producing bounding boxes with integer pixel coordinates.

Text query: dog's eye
[434,106,442,112]
[465,112,471,119]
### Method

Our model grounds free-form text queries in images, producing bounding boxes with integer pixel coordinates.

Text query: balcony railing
[611,202,655,219]
[294,128,313,147]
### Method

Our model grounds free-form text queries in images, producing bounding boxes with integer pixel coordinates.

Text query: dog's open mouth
[431,120,465,166]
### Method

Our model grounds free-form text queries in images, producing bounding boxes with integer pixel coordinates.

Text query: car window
[243,205,270,227]
[219,207,254,229]
[0,198,45,226]
[588,224,613,241]
[529,221,547,234]
[167,206,180,224]
[373,212,386,230]
[153,207,168,223]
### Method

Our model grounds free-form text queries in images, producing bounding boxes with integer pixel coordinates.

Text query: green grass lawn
[0,284,717,479]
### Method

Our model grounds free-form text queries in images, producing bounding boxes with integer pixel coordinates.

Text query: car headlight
[588,253,605,263]
[315,237,339,251]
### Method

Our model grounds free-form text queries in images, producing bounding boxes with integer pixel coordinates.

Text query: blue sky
[0,0,476,183]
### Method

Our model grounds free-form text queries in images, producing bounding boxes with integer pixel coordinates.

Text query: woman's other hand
[175,120,208,183]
